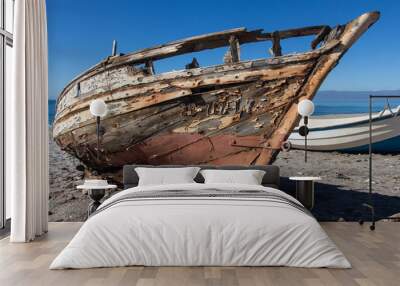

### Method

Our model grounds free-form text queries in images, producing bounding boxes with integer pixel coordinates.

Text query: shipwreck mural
[53,12,380,182]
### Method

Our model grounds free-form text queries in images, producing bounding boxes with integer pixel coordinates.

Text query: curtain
[8,0,49,242]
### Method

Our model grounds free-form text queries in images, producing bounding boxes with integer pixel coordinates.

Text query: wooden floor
[0,222,399,286]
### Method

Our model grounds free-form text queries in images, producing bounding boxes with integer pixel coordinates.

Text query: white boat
[288,106,400,153]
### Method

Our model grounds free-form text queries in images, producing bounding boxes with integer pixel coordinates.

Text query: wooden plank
[270,31,282,57]
[311,26,331,49]
[57,25,331,97]
[229,36,240,63]
[145,60,155,75]
[112,25,328,65]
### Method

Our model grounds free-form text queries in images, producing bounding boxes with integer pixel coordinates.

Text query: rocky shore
[49,134,89,222]
[49,132,400,222]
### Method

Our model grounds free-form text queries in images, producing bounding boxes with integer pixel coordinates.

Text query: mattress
[50,183,350,269]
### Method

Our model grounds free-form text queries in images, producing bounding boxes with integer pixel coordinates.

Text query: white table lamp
[297,99,315,163]
[90,99,108,160]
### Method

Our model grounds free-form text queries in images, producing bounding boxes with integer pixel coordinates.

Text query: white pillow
[135,167,200,186]
[200,169,265,185]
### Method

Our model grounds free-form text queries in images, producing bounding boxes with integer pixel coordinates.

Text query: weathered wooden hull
[53,12,379,182]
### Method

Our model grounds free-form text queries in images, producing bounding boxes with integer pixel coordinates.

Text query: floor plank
[0,222,398,286]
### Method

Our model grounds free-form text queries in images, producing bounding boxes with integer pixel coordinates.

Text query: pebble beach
[49,131,400,222]
[275,149,400,221]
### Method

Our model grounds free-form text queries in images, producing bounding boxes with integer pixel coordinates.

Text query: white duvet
[50,183,350,269]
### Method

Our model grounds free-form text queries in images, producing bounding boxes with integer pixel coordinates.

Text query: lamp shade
[297,99,315,116]
[90,99,108,117]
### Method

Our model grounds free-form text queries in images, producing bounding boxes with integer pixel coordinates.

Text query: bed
[50,165,350,269]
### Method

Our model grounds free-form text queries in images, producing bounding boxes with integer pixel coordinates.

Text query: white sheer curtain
[8,0,49,242]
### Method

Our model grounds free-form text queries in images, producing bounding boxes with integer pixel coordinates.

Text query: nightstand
[77,183,117,217]
[289,177,321,210]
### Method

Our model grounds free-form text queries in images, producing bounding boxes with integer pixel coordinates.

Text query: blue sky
[47,0,400,100]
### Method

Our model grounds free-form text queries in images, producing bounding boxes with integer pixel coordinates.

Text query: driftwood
[53,12,380,183]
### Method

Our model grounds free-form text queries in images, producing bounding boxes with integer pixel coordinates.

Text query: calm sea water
[48,92,400,124]
[49,99,56,124]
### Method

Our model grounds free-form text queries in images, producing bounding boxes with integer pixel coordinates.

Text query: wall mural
[48,8,400,224]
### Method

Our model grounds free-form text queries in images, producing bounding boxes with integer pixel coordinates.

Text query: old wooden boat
[53,12,379,181]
